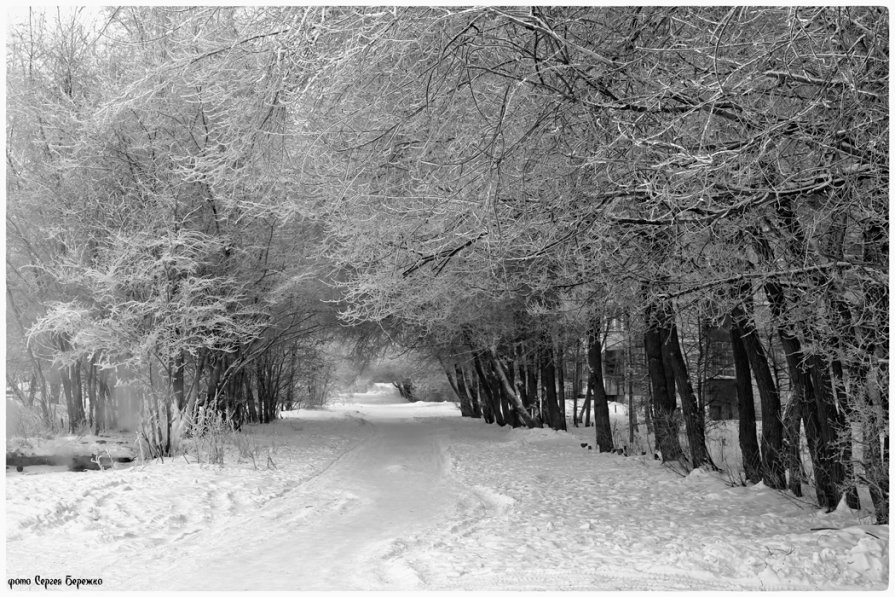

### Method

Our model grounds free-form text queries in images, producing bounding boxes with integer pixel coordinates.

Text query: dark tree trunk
[104,373,116,429]
[581,385,592,427]
[207,354,224,407]
[474,376,493,424]
[809,355,853,507]
[84,360,96,432]
[572,341,582,428]
[71,362,85,432]
[765,277,840,510]
[827,302,862,510]
[526,352,540,424]
[624,314,638,447]
[473,353,501,425]
[730,317,762,484]
[244,373,257,424]
[865,418,888,524]
[781,396,804,497]
[489,349,537,428]
[644,303,683,462]
[556,341,566,426]
[539,343,565,430]
[459,365,482,418]
[485,356,517,427]
[862,222,889,524]
[514,348,529,409]
[732,294,786,489]
[664,313,714,469]
[172,350,186,411]
[757,205,848,509]
[587,319,614,453]
[488,356,522,429]
[57,334,87,433]
[446,363,474,417]
[94,364,106,434]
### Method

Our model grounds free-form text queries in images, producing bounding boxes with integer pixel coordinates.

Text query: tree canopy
[6,6,888,522]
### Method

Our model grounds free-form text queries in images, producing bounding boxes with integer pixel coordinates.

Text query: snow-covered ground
[5,384,888,590]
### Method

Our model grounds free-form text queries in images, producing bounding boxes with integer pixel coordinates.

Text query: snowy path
[6,386,888,590]
[150,413,458,590]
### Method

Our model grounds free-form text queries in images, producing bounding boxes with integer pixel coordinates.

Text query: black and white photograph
[4,4,889,590]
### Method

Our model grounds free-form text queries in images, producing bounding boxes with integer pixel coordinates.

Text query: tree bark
[664,312,715,469]
[539,341,565,430]
[581,385,592,427]
[473,352,501,425]
[731,293,786,489]
[586,319,614,453]
[624,313,637,447]
[526,351,540,424]
[765,277,840,510]
[459,364,482,418]
[572,340,582,427]
[781,396,804,497]
[555,340,566,426]
[442,359,472,416]
[489,348,536,428]
[862,222,888,523]
[172,350,186,411]
[730,317,762,484]
[644,302,683,462]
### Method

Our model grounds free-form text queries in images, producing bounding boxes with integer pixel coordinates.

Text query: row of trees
[305,7,888,523]
[6,8,341,451]
[6,7,887,522]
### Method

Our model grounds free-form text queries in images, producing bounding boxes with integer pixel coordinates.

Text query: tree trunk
[172,350,186,411]
[730,317,762,484]
[572,341,582,427]
[755,209,846,508]
[765,277,840,510]
[70,363,86,432]
[664,312,715,469]
[526,352,540,424]
[861,222,888,523]
[581,385,592,427]
[99,373,114,429]
[514,348,529,408]
[489,348,536,428]
[495,357,520,428]
[459,365,482,418]
[539,342,565,430]
[732,294,786,489]
[442,360,472,416]
[472,353,501,425]
[826,302,862,510]
[782,396,804,497]
[555,340,566,427]
[809,355,852,507]
[644,303,683,462]
[624,314,637,448]
[84,360,95,432]
[485,356,516,427]
[587,319,614,453]
[451,363,475,417]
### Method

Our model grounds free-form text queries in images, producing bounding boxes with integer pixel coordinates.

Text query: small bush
[189,407,233,466]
